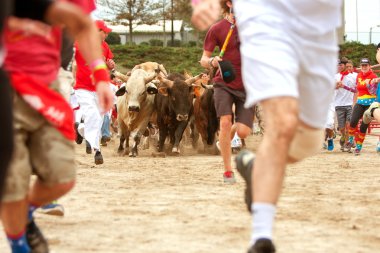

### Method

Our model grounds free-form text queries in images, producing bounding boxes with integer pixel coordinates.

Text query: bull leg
[118,134,125,154]
[158,125,167,153]
[130,133,141,157]
[172,121,188,154]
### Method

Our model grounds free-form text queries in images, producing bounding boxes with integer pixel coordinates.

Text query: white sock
[250,202,276,246]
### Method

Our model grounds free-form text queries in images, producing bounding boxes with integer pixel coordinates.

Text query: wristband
[192,0,201,5]
[93,68,110,85]
[90,59,107,71]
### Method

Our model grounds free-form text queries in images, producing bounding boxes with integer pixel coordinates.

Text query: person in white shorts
[192,0,342,252]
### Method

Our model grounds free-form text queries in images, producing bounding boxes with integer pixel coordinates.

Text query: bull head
[144,73,157,84]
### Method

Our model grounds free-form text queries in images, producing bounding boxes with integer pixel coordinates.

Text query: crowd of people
[0,0,379,253]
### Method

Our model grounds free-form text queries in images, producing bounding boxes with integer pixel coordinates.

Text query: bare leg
[219,115,232,171]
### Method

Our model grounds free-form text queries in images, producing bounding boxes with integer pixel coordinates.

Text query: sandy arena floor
[1,133,379,253]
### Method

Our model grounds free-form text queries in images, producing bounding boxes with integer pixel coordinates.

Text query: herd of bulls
[114,62,219,157]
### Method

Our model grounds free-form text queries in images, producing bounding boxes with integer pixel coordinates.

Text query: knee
[236,125,251,139]
[270,114,299,142]
[55,180,76,195]
[219,117,232,132]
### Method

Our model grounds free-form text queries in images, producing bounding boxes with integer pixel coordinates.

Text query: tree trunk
[129,21,133,45]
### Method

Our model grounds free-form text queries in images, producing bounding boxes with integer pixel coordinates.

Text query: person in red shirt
[74,19,115,164]
[200,0,253,183]
[1,2,114,253]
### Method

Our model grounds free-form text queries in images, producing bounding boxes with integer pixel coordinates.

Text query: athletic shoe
[94,150,104,165]
[86,140,92,154]
[354,148,361,156]
[339,136,345,148]
[363,102,379,124]
[377,141,380,153]
[223,171,236,184]
[26,219,49,253]
[322,142,327,150]
[235,150,255,212]
[38,203,64,216]
[248,238,276,253]
[327,139,334,151]
[75,122,83,144]
[100,136,108,146]
[344,142,354,153]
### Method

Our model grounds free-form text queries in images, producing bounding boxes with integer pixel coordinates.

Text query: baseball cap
[95,20,112,33]
[377,43,380,49]
[360,58,370,65]
[218,60,236,83]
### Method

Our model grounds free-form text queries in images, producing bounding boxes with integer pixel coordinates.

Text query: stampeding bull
[116,62,167,157]
[155,73,202,154]
[193,82,219,154]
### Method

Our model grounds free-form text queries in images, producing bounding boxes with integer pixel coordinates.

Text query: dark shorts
[213,83,254,128]
[335,105,352,129]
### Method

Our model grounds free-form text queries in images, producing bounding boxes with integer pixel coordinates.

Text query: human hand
[191,0,220,31]
[210,56,222,68]
[96,82,114,113]
[336,81,343,89]
[106,59,115,70]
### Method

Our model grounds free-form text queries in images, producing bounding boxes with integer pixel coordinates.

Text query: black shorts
[213,83,254,128]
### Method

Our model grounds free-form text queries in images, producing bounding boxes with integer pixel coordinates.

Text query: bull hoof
[171,147,180,153]
[129,152,137,157]
[117,148,124,155]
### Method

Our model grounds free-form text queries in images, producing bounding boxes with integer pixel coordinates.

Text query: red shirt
[4,27,62,85]
[204,19,243,90]
[356,70,377,98]
[74,41,113,91]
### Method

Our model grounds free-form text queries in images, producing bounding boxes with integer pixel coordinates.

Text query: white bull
[116,63,167,157]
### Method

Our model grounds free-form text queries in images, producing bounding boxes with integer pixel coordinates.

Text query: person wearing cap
[334,57,357,151]
[1,1,114,253]
[199,0,253,184]
[345,58,377,155]
[74,19,115,164]
[362,43,380,153]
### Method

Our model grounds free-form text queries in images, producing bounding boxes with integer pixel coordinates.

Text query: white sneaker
[231,133,242,148]
[216,141,221,152]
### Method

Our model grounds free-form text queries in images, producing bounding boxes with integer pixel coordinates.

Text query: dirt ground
[1,132,380,253]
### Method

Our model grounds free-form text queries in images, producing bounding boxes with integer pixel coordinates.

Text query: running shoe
[377,141,380,154]
[363,102,379,124]
[38,202,64,216]
[248,238,276,253]
[223,171,236,184]
[235,150,255,212]
[344,141,355,152]
[86,140,92,154]
[94,150,104,165]
[354,148,361,156]
[26,219,49,253]
[339,136,345,149]
[75,122,83,144]
[327,139,334,151]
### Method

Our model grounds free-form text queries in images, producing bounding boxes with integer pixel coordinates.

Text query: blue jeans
[101,114,111,138]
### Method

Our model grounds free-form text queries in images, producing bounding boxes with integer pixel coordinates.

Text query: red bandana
[10,72,75,140]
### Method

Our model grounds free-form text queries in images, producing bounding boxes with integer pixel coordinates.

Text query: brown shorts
[2,93,76,202]
[213,84,254,128]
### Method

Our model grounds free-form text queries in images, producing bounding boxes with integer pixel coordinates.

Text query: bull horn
[144,73,157,84]
[185,73,202,85]
[201,83,214,90]
[158,75,174,88]
[159,64,168,77]
[113,71,129,82]
[131,64,141,73]
[184,70,192,79]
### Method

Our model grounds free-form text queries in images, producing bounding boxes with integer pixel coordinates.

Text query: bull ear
[185,73,202,85]
[158,75,174,88]
[144,73,157,84]
[115,86,127,96]
[158,87,169,96]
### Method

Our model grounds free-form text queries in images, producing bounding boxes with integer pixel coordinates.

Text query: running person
[193,0,343,252]
[334,58,357,151]
[199,0,253,183]
[1,2,113,253]
[345,58,377,155]
[74,19,115,164]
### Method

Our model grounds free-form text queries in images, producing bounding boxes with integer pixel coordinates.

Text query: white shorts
[235,0,339,129]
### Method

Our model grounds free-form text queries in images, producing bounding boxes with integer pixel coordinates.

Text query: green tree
[99,0,160,45]
[105,32,121,45]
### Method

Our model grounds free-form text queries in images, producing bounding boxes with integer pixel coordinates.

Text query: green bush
[105,32,121,45]
[140,41,149,46]
[149,39,163,47]
[167,39,182,47]
[339,41,377,67]
[185,41,197,47]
